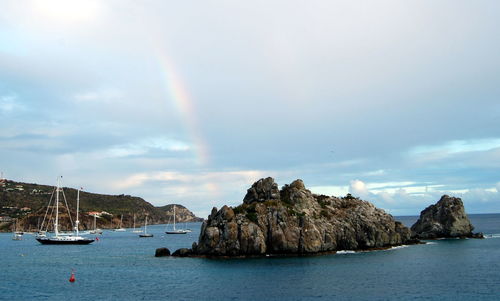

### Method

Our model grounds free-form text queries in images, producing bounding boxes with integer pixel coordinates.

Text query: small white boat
[89,214,103,234]
[12,233,23,240]
[12,219,23,240]
[139,215,153,238]
[114,214,126,232]
[165,205,188,234]
[132,214,143,233]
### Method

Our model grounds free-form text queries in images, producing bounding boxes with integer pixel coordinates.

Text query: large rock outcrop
[411,195,483,239]
[187,178,415,257]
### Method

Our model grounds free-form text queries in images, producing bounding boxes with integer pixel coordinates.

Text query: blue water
[1,215,500,300]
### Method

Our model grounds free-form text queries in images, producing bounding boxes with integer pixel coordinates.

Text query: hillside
[156,204,204,223]
[0,179,203,232]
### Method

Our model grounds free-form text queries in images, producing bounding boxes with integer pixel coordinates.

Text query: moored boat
[89,214,103,234]
[114,214,126,232]
[139,215,153,237]
[36,178,94,245]
[12,219,23,240]
[132,214,143,233]
[165,205,188,234]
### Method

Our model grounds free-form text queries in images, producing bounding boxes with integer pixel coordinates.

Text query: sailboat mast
[173,205,176,230]
[145,216,148,234]
[55,177,60,236]
[75,188,80,236]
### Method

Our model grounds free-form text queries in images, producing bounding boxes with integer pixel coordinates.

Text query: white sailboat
[89,214,103,234]
[132,214,143,233]
[36,178,94,245]
[184,224,192,233]
[139,215,153,237]
[12,218,23,240]
[165,205,188,234]
[114,214,126,232]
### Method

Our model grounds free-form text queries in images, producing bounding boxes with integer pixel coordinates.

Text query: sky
[1,0,499,217]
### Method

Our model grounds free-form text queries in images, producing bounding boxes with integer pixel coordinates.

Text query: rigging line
[40,186,56,232]
[45,203,54,232]
[61,189,74,231]
[46,187,57,232]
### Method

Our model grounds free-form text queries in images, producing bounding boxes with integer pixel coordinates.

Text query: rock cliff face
[411,195,482,239]
[190,177,414,257]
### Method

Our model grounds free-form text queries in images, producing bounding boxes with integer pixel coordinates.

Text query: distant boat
[139,215,153,238]
[132,214,143,233]
[114,214,126,232]
[165,205,188,234]
[12,233,23,240]
[89,214,103,235]
[36,179,94,245]
[12,218,23,240]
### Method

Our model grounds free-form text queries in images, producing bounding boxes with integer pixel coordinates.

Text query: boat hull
[165,231,188,234]
[139,234,153,237]
[36,237,94,245]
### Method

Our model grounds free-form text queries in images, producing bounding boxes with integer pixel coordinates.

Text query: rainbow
[157,53,210,166]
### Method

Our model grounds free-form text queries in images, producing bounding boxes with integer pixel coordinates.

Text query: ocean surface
[1,214,500,301]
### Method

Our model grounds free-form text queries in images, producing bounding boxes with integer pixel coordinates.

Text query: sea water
[1,215,500,300]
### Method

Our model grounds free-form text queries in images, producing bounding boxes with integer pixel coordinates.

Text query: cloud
[349,179,370,198]
[30,0,104,24]
[113,169,264,191]
[0,133,70,153]
[105,137,190,158]
[73,89,123,103]
[0,94,24,114]
[409,139,500,159]
[108,169,268,216]
[342,179,500,215]
[1,0,105,32]
[309,185,349,197]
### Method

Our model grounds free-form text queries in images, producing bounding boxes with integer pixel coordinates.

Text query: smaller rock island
[411,195,483,239]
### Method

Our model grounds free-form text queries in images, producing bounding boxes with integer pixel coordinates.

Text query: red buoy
[69,271,75,283]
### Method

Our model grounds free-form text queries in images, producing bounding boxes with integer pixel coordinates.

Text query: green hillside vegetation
[0,180,202,232]
[157,204,204,222]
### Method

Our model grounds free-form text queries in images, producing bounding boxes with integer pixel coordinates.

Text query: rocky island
[411,195,483,239]
[162,177,417,257]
